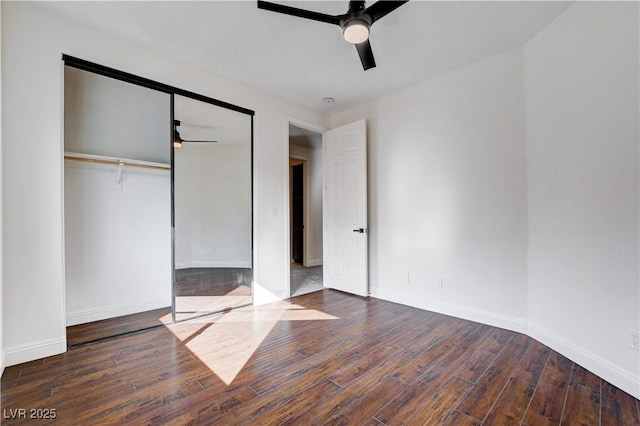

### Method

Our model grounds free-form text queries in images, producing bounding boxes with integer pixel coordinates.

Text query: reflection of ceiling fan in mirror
[173,120,218,148]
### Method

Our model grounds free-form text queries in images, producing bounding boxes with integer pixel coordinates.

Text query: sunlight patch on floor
[158,312,174,324]
[174,284,253,320]
[167,300,339,385]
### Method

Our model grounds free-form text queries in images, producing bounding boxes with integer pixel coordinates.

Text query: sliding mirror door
[173,94,253,321]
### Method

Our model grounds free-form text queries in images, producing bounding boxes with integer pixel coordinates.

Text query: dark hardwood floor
[3,290,639,425]
[175,267,253,320]
[66,307,172,348]
[175,268,253,297]
[66,268,253,346]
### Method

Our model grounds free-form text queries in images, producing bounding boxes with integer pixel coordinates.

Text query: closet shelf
[64,152,170,171]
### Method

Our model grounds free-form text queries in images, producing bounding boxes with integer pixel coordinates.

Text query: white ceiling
[42,1,571,114]
[174,93,251,145]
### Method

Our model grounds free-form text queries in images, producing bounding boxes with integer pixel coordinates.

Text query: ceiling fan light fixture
[343,19,370,44]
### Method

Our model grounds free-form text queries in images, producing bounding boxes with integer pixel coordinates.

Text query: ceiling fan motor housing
[341,14,372,45]
[341,0,373,44]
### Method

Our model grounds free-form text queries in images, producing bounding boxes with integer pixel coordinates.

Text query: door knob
[352,228,366,233]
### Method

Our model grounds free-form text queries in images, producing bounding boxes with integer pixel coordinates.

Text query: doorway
[289,124,323,297]
[291,163,304,264]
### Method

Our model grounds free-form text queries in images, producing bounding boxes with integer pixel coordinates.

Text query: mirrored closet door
[172,94,253,321]
[63,55,254,346]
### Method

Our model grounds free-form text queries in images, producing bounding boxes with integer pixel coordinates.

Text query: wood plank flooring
[2,290,639,425]
[67,268,253,345]
[175,268,252,297]
[66,307,172,347]
[175,267,253,320]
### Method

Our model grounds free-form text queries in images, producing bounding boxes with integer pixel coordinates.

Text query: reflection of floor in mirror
[66,306,172,347]
[290,263,323,297]
[174,285,252,320]
[68,268,254,346]
[175,267,253,296]
[174,268,253,320]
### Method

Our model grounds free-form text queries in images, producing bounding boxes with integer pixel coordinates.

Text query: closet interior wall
[63,66,172,330]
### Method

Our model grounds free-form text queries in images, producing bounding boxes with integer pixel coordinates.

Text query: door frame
[284,117,326,298]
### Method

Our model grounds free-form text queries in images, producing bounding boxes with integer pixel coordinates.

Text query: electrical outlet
[629,329,639,350]
[401,273,410,283]
[436,277,443,289]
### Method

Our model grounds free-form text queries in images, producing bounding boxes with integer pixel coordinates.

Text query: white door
[323,120,368,297]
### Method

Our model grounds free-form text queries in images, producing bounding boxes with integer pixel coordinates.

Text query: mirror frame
[62,55,255,325]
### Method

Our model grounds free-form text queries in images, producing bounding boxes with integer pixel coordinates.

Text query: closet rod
[64,155,170,171]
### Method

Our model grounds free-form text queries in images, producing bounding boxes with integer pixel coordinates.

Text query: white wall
[64,161,171,325]
[0,2,4,376]
[64,67,170,164]
[524,1,639,397]
[290,138,323,266]
[1,1,328,366]
[175,144,252,269]
[332,48,528,332]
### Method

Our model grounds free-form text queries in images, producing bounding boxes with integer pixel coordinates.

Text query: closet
[64,65,172,345]
[62,56,254,346]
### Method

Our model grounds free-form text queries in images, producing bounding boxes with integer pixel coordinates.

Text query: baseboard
[175,260,252,269]
[528,322,640,399]
[4,337,67,367]
[66,298,170,326]
[371,289,528,334]
[305,259,323,267]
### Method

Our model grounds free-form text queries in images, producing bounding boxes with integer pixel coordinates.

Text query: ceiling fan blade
[179,123,216,129]
[355,39,376,71]
[257,1,341,25]
[365,1,409,23]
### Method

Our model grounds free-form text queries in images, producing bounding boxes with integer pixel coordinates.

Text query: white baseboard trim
[4,337,67,367]
[175,260,251,270]
[66,298,170,326]
[372,289,528,334]
[305,259,323,267]
[528,323,640,399]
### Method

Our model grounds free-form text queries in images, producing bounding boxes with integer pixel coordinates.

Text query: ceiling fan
[173,120,218,148]
[257,0,409,71]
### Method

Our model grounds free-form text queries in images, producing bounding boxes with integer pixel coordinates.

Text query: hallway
[290,263,323,297]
